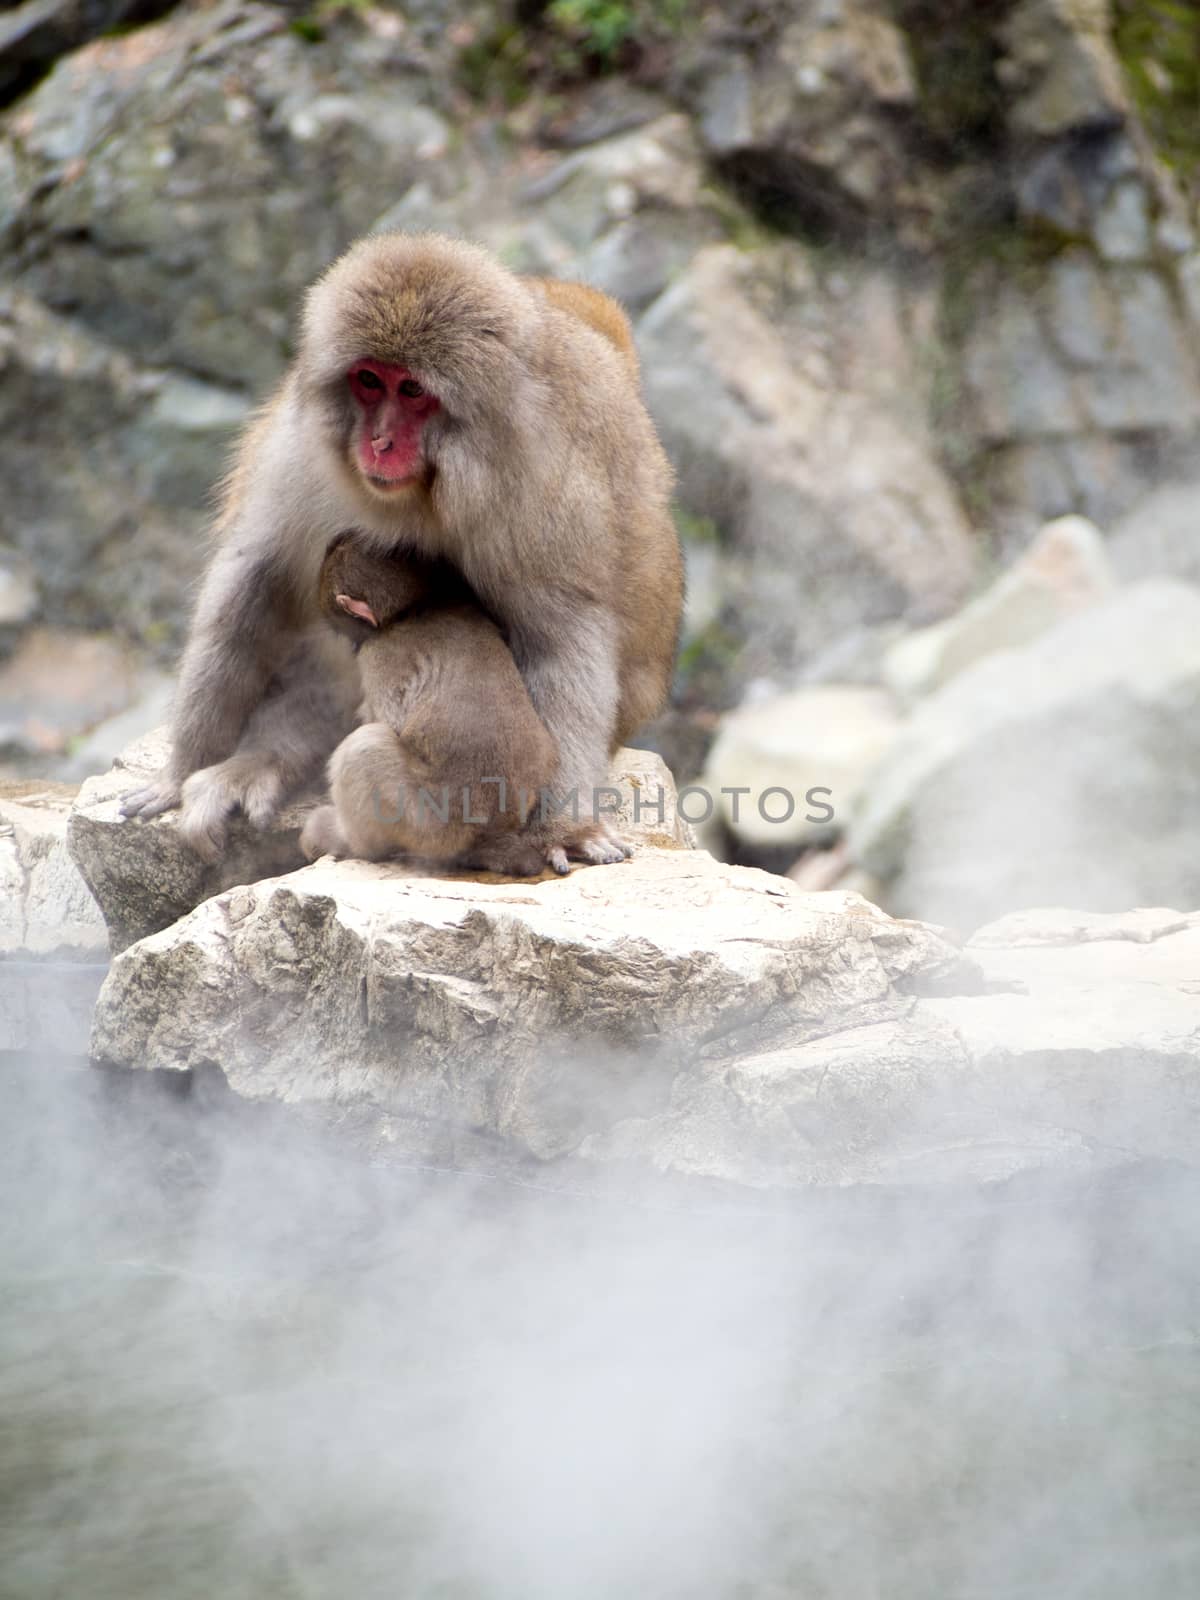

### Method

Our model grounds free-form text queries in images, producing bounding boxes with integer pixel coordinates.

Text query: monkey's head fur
[317,532,470,643]
[299,233,544,509]
[301,232,537,420]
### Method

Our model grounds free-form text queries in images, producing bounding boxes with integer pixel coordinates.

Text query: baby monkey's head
[318,532,445,640]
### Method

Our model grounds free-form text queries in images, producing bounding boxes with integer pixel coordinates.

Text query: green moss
[673,506,722,547]
[1113,0,1200,186]
[142,620,172,649]
[289,0,373,46]
[926,223,1064,536]
[675,619,743,700]
[456,0,688,103]
[546,0,685,70]
[700,179,785,253]
[457,22,536,107]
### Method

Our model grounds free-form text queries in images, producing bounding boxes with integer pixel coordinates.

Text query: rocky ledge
[11,732,1196,1196]
[67,729,694,952]
[87,872,1200,1191]
[62,734,1200,1196]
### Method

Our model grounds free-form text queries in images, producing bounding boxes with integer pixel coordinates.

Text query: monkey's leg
[513,614,633,874]
[329,723,475,863]
[178,630,359,862]
[122,544,303,823]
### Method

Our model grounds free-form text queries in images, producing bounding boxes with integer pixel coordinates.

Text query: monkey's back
[359,607,556,811]
[523,289,683,746]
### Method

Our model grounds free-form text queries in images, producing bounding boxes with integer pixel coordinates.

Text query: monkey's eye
[353,369,384,392]
[398,379,425,399]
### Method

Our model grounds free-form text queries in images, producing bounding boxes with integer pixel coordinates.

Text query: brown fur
[300,537,554,872]
[121,232,683,873]
[528,278,640,376]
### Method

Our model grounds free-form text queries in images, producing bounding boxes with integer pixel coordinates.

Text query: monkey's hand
[533,817,633,876]
[120,775,183,821]
[177,756,287,863]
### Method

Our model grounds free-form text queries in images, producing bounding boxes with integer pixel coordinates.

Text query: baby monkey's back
[303,535,558,872]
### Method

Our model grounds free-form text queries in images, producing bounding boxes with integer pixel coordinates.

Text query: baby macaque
[300,534,556,875]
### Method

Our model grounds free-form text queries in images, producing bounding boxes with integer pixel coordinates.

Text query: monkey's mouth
[364,472,421,492]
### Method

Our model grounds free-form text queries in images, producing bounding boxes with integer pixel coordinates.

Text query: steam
[4,1052,1200,1599]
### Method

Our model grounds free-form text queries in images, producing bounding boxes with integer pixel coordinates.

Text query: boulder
[1109,473,1200,588]
[68,727,323,954]
[959,247,1200,536]
[882,514,1114,702]
[996,0,1128,138]
[67,729,696,953]
[0,0,176,105]
[0,549,37,630]
[0,623,151,763]
[89,848,974,1174]
[619,904,1200,1189]
[0,285,246,648]
[0,779,107,1055]
[0,780,106,958]
[88,853,1200,1192]
[701,685,900,848]
[852,580,1200,929]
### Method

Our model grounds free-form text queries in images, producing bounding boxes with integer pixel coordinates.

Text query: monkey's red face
[347,360,440,493]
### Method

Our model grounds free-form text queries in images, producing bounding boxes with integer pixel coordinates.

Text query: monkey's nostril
[372,435,393,454]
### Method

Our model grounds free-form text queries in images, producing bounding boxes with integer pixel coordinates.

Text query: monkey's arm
[121,544,296,821]
[513,602,631,873]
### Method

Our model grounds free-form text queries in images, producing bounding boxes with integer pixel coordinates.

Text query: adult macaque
[299,534,554,874]
[122,231,683,872]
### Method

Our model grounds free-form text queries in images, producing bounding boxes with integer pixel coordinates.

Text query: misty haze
[4,0,1200,1596]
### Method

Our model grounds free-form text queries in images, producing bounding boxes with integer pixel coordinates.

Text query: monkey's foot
[119,775,182,821]
[299,804,349,863]
[538,820,633,875]
[178,759,286,862]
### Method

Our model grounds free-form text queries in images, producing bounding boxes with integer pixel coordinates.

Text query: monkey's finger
[546,845,571,875]
[242,769,284,829]
[119,782,181,820]
[574,837,628,866]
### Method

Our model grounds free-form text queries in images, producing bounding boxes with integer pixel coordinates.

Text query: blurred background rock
[2,0,1198,927]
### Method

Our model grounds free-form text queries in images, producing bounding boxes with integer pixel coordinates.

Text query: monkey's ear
[336,593,379,627]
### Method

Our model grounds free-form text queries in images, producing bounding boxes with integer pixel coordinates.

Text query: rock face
[851,580,1200,929]
[4,0,1196,702]
[88,847,1200,1191]
[0,780,107,1055]
[67,730,695,952]
[638,245,978,664]
[90,847,974,1168]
